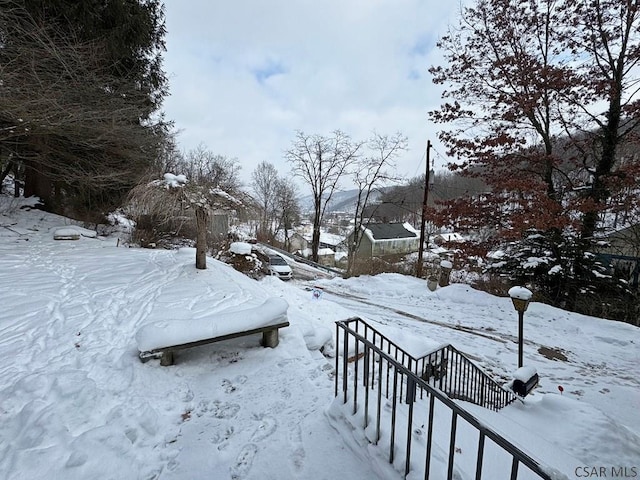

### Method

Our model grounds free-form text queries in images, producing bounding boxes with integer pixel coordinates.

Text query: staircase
[334,317,557,480]
[414,343,516,410]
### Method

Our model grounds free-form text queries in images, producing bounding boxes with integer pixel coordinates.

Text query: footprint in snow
[277,358,296,368]
[196,400,240,419]
[230,444,258,480]
[210,425,234,450]
[212,401,240,419]
[250,414,277,442]
[222,379,236,393]
[222,375,247,394]
[288,424,306,473]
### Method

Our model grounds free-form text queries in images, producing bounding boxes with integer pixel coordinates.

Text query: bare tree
[153,135,184,179]
[273,177,300,250]
[181,145,243,193]
[127,173,243,269]
[286,130,363,261]
[251,161,279,240]
[347,132,407,276]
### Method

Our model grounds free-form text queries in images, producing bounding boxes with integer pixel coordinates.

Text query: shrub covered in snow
[216,244,265,280]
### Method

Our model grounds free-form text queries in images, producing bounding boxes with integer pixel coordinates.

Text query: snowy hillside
[298,188,385,213]
[0,195,638,480]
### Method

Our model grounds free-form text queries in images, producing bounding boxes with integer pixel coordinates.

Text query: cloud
[162,0,462,187]
[251,59,288,85]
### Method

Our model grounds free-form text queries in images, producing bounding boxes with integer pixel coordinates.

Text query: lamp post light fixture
[508,286,533,368]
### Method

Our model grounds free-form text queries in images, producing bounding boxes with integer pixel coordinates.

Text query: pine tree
[0,0,168,217]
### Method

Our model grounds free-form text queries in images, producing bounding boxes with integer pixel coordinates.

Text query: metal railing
[334,317,556,480]
[416,343,516,410]
[335,317,515,411]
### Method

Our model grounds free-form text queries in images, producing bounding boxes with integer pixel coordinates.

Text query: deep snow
[0,196,639,480]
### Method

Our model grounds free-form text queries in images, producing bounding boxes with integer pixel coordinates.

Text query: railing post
[400,350,406,401]
[335,322,339,398]
[371,331,378,390]
[447,412,458,480]
[475,432,485,480]
[424,394,435,478]
[405,375,416,404]
[353,324,359,415]
[364,346,370,429]
[510,457,519,480]
[342,324,348,405]
[405,387,415,478]
[390,368,398,464]
[375,358,383,444]
[386,342,391,398]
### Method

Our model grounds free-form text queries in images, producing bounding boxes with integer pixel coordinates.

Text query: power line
[430,144,448,169]
[413,149,426,178]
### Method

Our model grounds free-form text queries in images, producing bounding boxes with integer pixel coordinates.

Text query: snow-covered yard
[0,197,638,479]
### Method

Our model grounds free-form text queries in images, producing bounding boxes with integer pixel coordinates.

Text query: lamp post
[508,286,532,368]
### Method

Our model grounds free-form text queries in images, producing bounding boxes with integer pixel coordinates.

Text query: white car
[267,255,293,280]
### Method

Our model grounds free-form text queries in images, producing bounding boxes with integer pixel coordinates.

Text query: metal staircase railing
[334,317,556,480]
[415,343,516,410]
[335,317,516,411]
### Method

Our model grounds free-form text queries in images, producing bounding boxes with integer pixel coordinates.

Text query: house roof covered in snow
[362,223,418,241]
[299,232,345,246]
[435,232,464,243]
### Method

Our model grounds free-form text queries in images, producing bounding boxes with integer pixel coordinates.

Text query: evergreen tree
[0,0,168,218]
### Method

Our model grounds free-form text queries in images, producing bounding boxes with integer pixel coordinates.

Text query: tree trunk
[346,229,361,277]
[24,161,54,208]
[311,202,321,262]
[311,223,320,262]
[0,160,13,193]
[283,220,290,252]
[195,207,208,270]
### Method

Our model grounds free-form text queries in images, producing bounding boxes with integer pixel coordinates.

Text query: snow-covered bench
[136,297,289,366]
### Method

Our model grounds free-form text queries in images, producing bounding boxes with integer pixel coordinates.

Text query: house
[316,247,336,266]
[288,232,309,253]
[595,225,640,289]
[433,232,464,245]
[289,231,347,255]
[209,212,229,241]
[596,225,640,258]
[317,232,347,252]
[348,222,420,259]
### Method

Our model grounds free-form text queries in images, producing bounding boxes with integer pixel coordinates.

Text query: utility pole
[416,140,431,278]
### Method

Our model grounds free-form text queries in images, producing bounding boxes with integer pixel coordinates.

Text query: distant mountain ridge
[298,188,386,213]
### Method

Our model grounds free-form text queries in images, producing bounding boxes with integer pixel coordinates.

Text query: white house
[348,222,420,259]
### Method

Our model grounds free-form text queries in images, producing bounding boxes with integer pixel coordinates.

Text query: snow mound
[230,241,252,255]
[508,286,533,300]
[53,225,98,240]
[53,228,80,240]
[513,365,537,382]
[301,325,332,351]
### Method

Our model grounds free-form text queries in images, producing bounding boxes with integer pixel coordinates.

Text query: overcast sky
[161,1,462,188]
